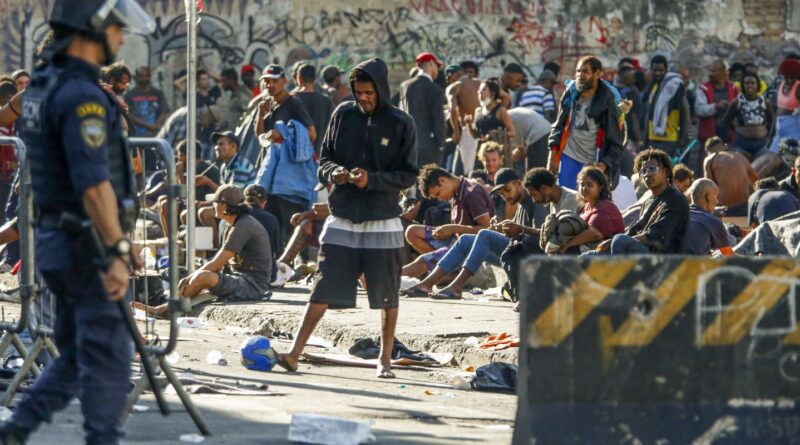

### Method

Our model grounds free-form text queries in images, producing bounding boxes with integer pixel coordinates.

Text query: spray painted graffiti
[1,0,796,102]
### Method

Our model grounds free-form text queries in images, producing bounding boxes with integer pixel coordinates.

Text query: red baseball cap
[241,64,256,75]
[415,52,443,67]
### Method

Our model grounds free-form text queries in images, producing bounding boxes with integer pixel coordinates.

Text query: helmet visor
[100,0,156,35]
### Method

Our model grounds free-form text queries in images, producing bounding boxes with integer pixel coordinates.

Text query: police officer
[0,1,154,444]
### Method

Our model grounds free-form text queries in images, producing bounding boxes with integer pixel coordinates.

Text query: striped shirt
[221,151,256,188]
[518,85,556,116]
[319,216,404,249]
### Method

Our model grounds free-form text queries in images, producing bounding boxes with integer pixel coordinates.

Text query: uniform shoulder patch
[80,118,106,149]
[76,102,106,118]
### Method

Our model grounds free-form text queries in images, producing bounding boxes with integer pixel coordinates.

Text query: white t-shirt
[612,176,638,212]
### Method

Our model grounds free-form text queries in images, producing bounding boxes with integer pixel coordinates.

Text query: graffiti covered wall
[1,0,797,105]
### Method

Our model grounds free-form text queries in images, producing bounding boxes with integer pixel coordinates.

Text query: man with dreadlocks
[595,148,690,254]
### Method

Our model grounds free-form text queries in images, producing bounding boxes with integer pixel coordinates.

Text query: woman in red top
[558,165,625,253]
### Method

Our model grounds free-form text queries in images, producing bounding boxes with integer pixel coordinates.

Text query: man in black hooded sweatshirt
[276,58,419,378]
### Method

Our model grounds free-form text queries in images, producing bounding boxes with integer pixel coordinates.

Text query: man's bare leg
[277,302,328,371]
[433,268,473,298]
[405,225,435,254]
[378,307,398,378]
[278,221,311,265]
[401,257,431,278]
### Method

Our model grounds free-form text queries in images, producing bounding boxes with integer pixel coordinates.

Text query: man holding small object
[276,58,418,379]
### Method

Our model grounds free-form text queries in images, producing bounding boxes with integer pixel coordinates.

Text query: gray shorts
[210,273,266,302]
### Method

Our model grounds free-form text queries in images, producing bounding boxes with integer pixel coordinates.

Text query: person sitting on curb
[685,178,735,256]
[275,201,330,283]
[594,149,689,254]
[402,165,493,279]
[555,165,624,253]
[135,185,272,317]
[400,168,537,299]
[747,177,800,228]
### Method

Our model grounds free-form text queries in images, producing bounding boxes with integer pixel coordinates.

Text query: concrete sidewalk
[198,283,520,368]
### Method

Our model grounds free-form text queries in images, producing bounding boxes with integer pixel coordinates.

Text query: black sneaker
[0,421,29,445]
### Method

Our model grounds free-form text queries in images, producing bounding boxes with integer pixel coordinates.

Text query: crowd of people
[2,45,800,362]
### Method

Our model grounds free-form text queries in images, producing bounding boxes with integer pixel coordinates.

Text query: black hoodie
[318,58,419,224]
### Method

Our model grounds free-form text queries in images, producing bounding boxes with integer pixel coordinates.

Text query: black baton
[117,299,170,416]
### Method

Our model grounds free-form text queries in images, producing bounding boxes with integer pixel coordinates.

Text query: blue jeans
[610,234,650,254]
[769,114,800,152]
[558,153,584,191]
[437,230,510,274]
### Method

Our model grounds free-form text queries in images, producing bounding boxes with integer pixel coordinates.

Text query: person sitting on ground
[556,165,624,253]
[747,177,800,228]
[153,139,220,235]
[138,185,273,317]
[703,136,758,216]
[672,163,694,194]
[275,201,330,281]
[779,156,800,200]
[724,72,773,161]
[685,179,734,256]
[402,164,494,278]
[524,167,580,216]
[477,141,516,219]
[197,130,257,243]
[243,184,281,265]
[400,168,538,299]
[595,149,689,254]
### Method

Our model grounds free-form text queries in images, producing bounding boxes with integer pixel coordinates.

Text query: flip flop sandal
[276,354,298,372]
[400,285,430,298]
[429,289,463,300]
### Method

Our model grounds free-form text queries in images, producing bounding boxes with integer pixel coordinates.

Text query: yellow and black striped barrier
[513,256,800,445]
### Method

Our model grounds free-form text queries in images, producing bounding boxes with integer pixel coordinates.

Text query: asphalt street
[0,280,518,444]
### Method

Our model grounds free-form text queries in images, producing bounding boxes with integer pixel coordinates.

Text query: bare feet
[377,359,395,379]
[276,353,299,372]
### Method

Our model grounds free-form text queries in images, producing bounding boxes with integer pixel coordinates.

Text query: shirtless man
[446,65,482,174]
[703,136,758,216]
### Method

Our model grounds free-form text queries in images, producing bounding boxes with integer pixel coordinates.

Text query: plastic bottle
[206,350,227,366]
[141,247,156,270]
[451,375,472,390]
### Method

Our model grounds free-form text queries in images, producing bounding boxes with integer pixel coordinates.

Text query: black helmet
[49,0,155,35]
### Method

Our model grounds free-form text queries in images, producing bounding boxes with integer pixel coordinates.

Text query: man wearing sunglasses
[596,148,689,254]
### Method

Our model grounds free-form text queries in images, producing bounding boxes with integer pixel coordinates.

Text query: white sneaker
[270,262,295,288]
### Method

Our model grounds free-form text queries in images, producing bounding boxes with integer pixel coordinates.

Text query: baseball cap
[244,184,268,201]
[210,130,238,145]
[321,65,343,83]
[259,64,285,80]
[214,184,245,206]
[444,64,463,77]
[538,69,556,82]
[490,168,521,194]
[415,52,443,67]
[240,64,256,76]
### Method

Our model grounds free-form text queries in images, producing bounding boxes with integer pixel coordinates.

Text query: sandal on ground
[429,289,463,300]
[400,285,430,298]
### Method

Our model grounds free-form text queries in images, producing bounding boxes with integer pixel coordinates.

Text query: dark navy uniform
[13,55,136,444]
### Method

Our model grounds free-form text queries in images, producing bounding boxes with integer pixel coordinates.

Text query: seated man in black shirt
[596,149,690,254]
[243,184,281,263]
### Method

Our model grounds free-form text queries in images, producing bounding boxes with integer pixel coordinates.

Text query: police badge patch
[80,118,106,149]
